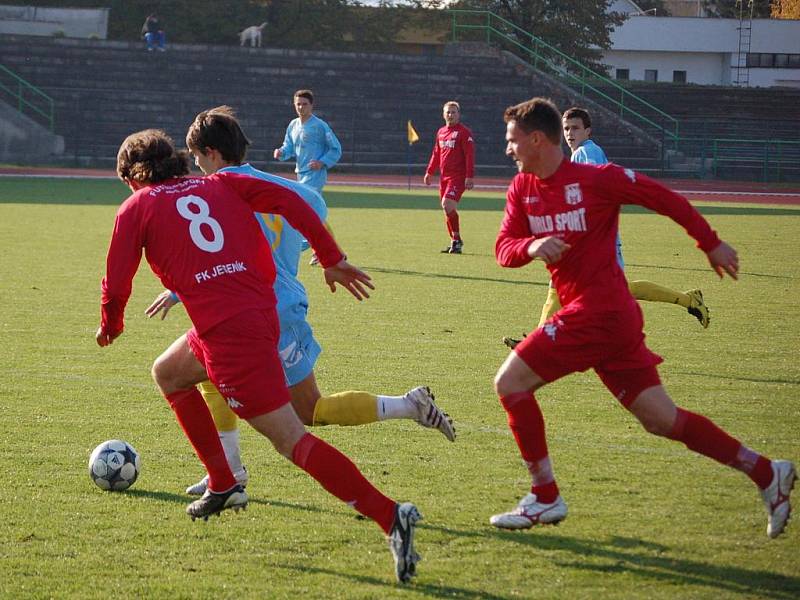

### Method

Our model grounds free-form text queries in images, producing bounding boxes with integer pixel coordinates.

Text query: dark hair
[186,105,250,164]
[294,89,314,104]
[562,107,592,129]
[116,129,190,184]
[503,97,562,145]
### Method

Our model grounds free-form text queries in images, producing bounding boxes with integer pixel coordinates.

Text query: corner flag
[407,120,420,145]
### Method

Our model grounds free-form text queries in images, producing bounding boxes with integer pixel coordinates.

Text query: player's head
[293,89,314,119]
[562,107,592,153]
[443,101,461,126]
[186,105,250,174]
[116,129,190,186]
[503,97,562,173]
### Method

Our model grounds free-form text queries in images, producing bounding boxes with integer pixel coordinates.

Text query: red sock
[500,392,559,503]
[292,433,396,533]
[446,210,460,240]
[165,389,236,492]
[669,408,773,488]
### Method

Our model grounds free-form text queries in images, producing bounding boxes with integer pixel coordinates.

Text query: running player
[97,129,422,582]
[424,101,475,254]
[145,107,455,496]
[490,97,794,539]
[503,106,709,349]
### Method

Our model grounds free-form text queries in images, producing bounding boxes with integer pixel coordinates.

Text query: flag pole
[407,142,411,191]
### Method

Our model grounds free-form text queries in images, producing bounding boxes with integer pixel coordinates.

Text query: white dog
[239,22,268,47]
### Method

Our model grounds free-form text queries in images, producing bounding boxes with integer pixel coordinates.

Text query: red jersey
[425,123,475,180]
[100,172,342,337]
[496,160,720,312]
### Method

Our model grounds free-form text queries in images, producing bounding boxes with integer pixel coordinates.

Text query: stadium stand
[0,35,661,174]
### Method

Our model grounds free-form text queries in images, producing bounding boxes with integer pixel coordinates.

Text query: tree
[442,0,625,70]
[771,0,800,17]
[701,0,773,17]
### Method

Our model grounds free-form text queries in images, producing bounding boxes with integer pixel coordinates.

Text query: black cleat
[186,484,248,521]
[388,502,422,584]
[450,239,463,254]
[502,334,526,350]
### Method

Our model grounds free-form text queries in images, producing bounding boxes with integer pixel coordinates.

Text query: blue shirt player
[147,106,456,496]
[273,89,342,193]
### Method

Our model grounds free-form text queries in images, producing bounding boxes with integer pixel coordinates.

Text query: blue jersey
[570,139,623,268]
[277,114,342,192]
[218,164,328,321]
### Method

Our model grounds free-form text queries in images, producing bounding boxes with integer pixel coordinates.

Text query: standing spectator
[424,101,475,254]
[142,13,166,52]
[274,89,341,193]
[489,97,794,540]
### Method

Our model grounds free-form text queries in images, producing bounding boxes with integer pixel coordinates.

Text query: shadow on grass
[672,370,800,386]
[625,261,792,279]
[273,562,513,600]
[124,488,336,515]
[364,265,548,288]
[420,524,800,599]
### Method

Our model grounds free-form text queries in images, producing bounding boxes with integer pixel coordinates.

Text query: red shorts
[515,304,662,407]
[186,308,291,419]
[439,177,466,204]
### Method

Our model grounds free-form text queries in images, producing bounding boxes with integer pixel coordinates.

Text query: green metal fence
[447,9,679,145]
[0,63,55,131]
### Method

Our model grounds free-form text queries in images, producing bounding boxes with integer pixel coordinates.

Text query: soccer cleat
[186,467,249,496]
[308,253,320,266]
[186,484,248,521]
[451,239,463,254]
[490,492,568,530]
[406,386,456,442]
[760,459,796,539]
[502,335,525,350]
[387,502,423,584]
[685,289,710,328]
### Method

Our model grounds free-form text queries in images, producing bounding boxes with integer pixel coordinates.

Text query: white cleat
[490,493,568,530]
[760,459,796,539]
[407,386,456,442]
[185,467,249,496]
[388,502,422,584]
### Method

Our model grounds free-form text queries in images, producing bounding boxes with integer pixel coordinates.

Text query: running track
[2,167,798,206]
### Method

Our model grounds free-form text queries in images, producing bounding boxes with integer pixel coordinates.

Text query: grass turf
[0,177,798,598]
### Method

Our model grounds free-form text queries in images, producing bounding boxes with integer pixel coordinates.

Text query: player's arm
[275,124,295,161]
[319,124,342,168]
[463,128,475,189]
[96,204,144,345]
[424,134,440,184]
[596,165,737,279]
[495,180,537,268]
[145,289,180,320]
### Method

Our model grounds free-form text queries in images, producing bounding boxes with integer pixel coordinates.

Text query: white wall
[605,15,800,86]
[0,5,109,39]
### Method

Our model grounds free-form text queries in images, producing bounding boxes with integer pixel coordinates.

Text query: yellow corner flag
[407,120,420,145]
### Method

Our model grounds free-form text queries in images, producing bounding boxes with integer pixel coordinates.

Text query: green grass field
[0,177,798,599]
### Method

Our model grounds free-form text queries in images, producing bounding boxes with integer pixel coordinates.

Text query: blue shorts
[278,304,321,387]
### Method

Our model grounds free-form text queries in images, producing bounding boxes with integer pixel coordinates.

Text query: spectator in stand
[142,13,166,52]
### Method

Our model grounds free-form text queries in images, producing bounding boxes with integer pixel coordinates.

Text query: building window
[790,54,800,68]
[616,68,630,80]
[644,69,658,82]
[759,54,774,68]
[774,54,789,68]
[744,53,800,69]
[673,70,687,83]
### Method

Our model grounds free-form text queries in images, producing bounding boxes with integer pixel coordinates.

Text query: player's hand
[309,160,324,171]
[423,173,431,186]
[464,177,474,190]
[273,148,282,160]
[145,289,178,320]
[528,236,571,264]
[324,259,374,301]
[95,326,120,347]
[706,241,739,280]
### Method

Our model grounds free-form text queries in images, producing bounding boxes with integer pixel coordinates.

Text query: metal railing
[0,63,55,131]
[447,9,679,144]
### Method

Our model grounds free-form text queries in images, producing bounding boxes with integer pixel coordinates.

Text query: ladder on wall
[733,0,754,86]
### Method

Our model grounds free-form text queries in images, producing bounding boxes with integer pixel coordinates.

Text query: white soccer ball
[88,439,140,491]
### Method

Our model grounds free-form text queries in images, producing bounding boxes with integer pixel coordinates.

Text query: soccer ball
[88,439,140,491]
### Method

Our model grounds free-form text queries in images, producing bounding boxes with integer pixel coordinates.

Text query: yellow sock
[197,380,239,432]
[537,285,561,327]
[312,391,378,426]
[629,280,690,307]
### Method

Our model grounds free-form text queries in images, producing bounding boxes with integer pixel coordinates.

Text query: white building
[603,3,800,88]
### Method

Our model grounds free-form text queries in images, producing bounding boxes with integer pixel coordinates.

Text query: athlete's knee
[628,386,676,437]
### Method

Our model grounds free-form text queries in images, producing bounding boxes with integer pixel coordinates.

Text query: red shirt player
[424,100,475,254]
[96,129,422,583]
[488,98,794,539]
